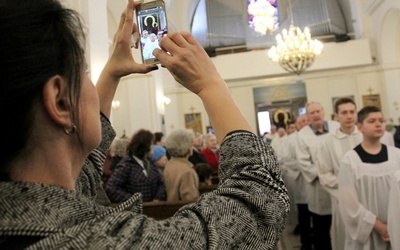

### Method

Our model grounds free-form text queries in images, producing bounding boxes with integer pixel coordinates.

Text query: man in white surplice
[271,127,287,152]
[317,97,362,250]
[339,106,400,250]
[278,115,312,250]
[296,102,339,250]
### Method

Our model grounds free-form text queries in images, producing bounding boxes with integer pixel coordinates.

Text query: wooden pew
[142,200,192,220]
[109,184,218,220]
[199,184,218,195]
[211,173,219,185]
[109,200,193,220]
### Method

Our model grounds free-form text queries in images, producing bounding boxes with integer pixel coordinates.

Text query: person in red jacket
[201,134,220,173]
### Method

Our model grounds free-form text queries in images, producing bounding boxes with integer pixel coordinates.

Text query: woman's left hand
[104,0,158,80]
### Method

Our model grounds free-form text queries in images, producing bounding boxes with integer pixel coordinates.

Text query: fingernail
[151,65,159,71]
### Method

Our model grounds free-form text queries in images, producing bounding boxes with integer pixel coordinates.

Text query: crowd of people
[101,128,220,204]
[267,98,400,250]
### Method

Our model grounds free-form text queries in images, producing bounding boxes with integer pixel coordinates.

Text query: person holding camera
[0,0,289,248]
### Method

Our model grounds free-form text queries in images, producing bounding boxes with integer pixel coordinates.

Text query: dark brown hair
[357,106,382,124]
[334,97,356,114]
[0,0,86,172]
[127,129,154,159]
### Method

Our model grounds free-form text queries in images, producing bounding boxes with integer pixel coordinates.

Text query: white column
[381,67,400,122]
[111,70,167,137]
[84,0,110,84]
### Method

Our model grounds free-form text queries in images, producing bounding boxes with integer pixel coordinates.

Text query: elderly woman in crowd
[163,129,199,202]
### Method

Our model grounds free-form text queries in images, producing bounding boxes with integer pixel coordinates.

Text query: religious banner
[184,113,203,134]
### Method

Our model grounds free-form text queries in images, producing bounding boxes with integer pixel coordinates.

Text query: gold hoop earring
[64,124,77,135]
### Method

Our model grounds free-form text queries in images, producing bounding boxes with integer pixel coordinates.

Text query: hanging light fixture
[112,100,120,110]
[247,0,278,35]
[268,0,323,75]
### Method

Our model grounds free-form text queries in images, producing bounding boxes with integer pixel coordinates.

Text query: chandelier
[247,0,278,35]
[267,1,323,75]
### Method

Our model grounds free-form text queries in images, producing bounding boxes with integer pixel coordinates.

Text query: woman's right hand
[154,32,225,95]
[154,32,254,142]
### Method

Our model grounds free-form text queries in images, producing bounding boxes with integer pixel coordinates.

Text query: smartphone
[136,0,168,64]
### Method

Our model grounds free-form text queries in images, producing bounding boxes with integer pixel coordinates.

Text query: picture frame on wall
[332,95,355,111]
[362,94,381,110]
[206,126,215,134]
[184,113,203,134]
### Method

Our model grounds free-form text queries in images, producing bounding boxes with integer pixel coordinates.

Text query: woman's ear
[42,75,72,127]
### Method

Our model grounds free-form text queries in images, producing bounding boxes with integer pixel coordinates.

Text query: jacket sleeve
[105,161,132,203]
[75,113,116,200]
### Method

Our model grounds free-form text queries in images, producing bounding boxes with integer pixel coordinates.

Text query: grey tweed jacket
[0,115,289,249]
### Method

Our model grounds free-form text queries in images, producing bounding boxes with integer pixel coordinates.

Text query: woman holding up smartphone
[0,0,289,249]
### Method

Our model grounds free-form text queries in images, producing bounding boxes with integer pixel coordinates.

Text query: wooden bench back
[142,200,192,220]
[109,185,218,220]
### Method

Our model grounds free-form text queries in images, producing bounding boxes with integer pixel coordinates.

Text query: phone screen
[136,1,168,64]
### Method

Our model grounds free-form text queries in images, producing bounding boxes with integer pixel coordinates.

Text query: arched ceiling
[379,8,400,64]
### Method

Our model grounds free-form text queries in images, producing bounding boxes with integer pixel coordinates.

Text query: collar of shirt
[169,157,194,168]
[309,121,329,136]
[132,155,148,177]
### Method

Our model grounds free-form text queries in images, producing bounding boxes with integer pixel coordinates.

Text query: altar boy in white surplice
[317,97,362,250]
[339,106,400,250]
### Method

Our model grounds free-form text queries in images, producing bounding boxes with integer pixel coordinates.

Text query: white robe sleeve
[338,152,377,244]
[318,136,338,199]
[296,129,318,183]
[278,134,299,179]
[388,170,400,249]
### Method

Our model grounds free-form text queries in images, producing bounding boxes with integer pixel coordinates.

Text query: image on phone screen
[137,2,168,64]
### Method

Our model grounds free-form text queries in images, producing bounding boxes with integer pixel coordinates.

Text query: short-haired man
[270,127,287,152]
[296,102,339,250]
[317,97,361,250]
